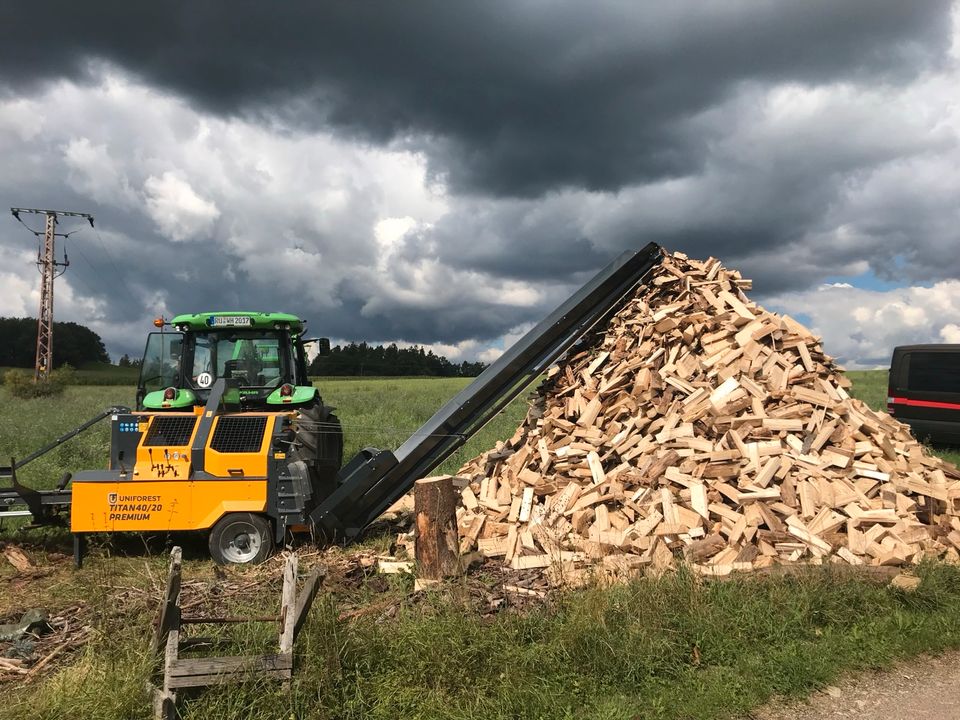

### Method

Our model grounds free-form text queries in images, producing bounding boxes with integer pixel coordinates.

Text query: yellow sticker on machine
[70,479,267,533]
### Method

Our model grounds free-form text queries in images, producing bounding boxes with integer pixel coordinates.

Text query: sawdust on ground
[751,650,960,720]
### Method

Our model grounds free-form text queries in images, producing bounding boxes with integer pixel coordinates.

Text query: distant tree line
[117,354,142,368]
[0,317,109,368]
[309,342,486,377]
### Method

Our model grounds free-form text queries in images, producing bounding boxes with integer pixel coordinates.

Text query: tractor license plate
[209,316,253,327]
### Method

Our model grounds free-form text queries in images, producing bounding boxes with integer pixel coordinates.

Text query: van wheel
[208,513,274,565]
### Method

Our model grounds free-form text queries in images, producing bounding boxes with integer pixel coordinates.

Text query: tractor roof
[169,312,304,333]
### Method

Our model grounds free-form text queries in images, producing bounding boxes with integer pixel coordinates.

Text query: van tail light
[887,388,895,413]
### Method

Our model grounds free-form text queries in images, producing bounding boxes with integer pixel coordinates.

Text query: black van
[888,344,960,445]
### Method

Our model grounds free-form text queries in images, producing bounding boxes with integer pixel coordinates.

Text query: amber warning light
[153,316,166,328]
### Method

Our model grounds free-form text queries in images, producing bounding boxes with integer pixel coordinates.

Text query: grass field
[0,376,526,495]
[845,369,887,411]
[1,363,141,386]
[5,371,960,720]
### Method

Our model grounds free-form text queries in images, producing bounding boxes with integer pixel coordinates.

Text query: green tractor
[136,311,343,497]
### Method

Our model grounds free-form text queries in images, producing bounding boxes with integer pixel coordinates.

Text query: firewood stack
[454,251,960,582]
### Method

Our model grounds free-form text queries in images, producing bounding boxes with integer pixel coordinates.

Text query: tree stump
[414,476,461,580]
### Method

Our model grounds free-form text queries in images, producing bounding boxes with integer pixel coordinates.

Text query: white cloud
[143,171,220,241]
[0,97,44,143]
[63,137,138,207]
[940,323,960,343]
[765,280,960,368]
[2,28,960,366]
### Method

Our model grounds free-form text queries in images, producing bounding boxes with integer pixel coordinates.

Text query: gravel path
[750,650,960,720]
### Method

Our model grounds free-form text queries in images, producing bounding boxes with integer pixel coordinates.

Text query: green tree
[309,342,486,377]
[0,317,109,368]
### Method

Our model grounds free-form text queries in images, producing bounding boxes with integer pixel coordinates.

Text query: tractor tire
[208,512,274,565]
[293,399,343,499]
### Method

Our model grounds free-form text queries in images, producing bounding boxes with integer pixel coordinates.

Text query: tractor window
[139,332,184,393]
[192,336,215,379]
[191,332,286,388]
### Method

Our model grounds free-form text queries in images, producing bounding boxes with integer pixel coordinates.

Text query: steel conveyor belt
[309,243,663,538]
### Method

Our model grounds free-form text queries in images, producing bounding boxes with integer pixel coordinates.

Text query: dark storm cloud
[1,2,958,364]
[0,1,952,197]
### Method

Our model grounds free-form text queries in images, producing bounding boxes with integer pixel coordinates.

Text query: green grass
[0,377,527,494]
[0,363,141,386]
[6,373,960,719]
[9,562,960,720]
[845,369,888,411]
[314,376,530,475]
[73,362,141,386]
[0,385,136,492]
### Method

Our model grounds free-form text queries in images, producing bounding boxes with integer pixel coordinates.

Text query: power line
[54,222,141,311]
[90,223,141,310]
[9,207,94,380]
[68,242,112,301]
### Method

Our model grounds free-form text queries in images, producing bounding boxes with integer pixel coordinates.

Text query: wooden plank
[709,377,741,409]
[460,487,479,510]
[279,554,298,655]
[167,654,293,689]
[796,342,814,372]
[153,546,182,655]
[518,487,535,523]
[578,396,603,427]
[761,418,804,432]
[478,535,511,557]
[292,565,326,641]
[586,451,606,485]
[718,290,755,321]
[753,457,782,488]
[690,482,709,520]
[161,622,179,716]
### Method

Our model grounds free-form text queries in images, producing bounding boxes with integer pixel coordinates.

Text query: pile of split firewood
[454,251,960,583]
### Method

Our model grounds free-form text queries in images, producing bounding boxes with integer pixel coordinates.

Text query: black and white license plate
[209,316,253,327]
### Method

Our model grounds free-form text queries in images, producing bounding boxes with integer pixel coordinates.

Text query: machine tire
[208,512,274,565]
[294,399,343,495]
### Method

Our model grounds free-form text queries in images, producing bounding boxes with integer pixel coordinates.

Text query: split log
[441,249,960,584]
[3,546,33,573]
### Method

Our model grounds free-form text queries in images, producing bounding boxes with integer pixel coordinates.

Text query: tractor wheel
[293,400,343,497]
[208,512,274,565]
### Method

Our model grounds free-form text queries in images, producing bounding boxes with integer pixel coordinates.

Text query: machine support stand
[150,547,325,718]
[73,533,86,569]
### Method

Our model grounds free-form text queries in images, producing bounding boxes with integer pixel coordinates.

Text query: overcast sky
[0,1,958,368]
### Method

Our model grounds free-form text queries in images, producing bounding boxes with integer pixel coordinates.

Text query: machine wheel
[293,399,344,495]
[208,513,274,565]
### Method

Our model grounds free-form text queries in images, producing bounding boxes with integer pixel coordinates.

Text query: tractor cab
[136,312,329,411]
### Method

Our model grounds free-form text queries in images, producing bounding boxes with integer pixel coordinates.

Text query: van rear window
[907,352,960,394]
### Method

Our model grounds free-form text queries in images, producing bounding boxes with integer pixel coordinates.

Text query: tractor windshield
[190,331,288,388]
[139,332,185,394]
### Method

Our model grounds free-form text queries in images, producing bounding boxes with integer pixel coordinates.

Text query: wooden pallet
[151,547,324,719]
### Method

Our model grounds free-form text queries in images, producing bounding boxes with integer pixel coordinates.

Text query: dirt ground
[751,650,960,720]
